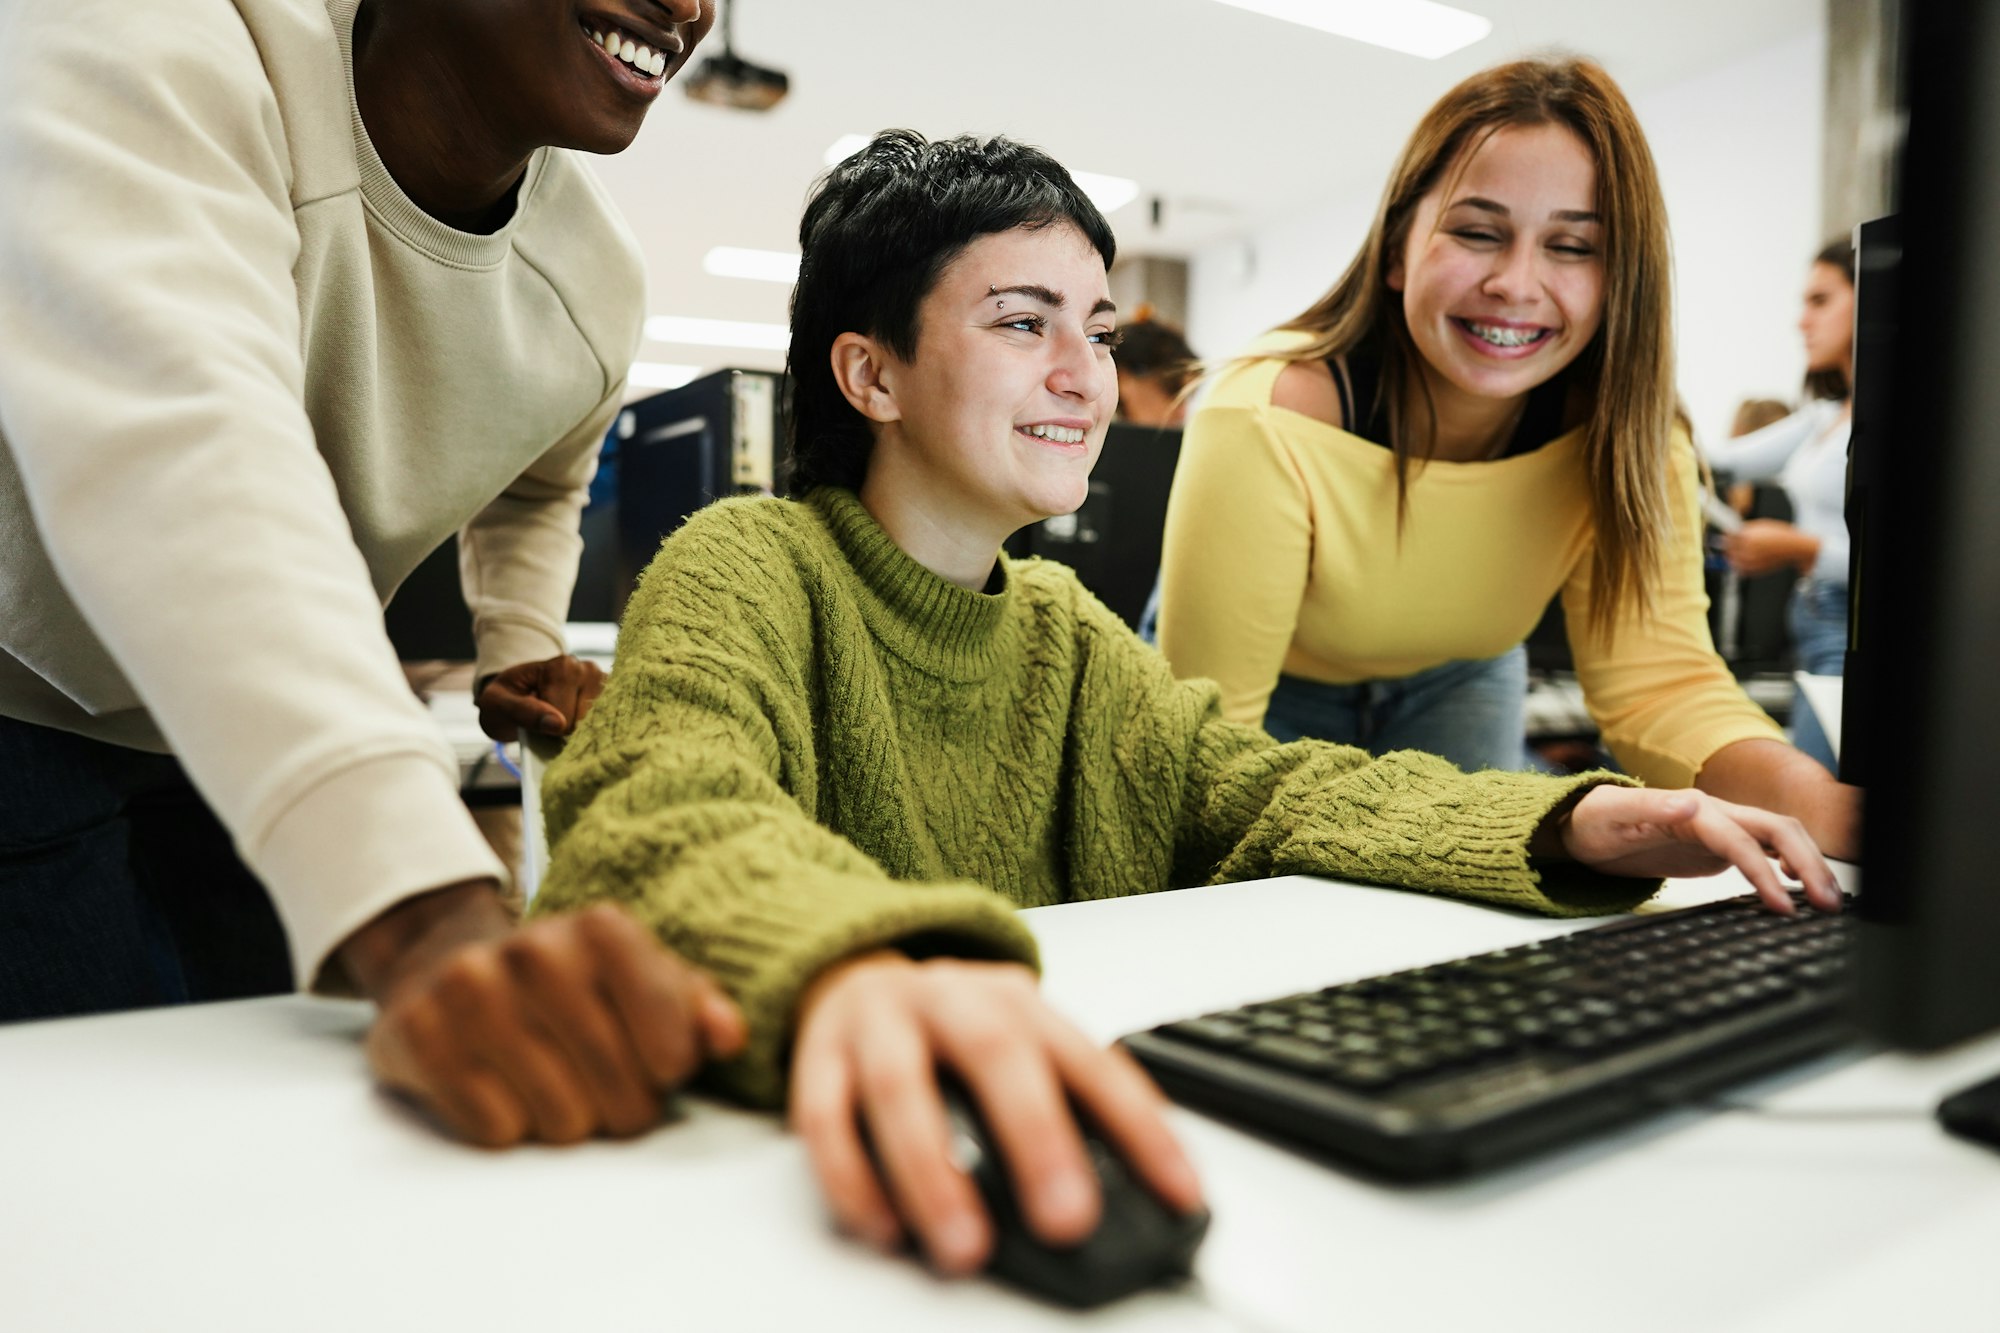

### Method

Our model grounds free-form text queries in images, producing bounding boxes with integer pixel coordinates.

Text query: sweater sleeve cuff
[690,877,1042,1109]
[473,614,570,686]
[1270,757,1660,918]
[1422,765,1663,917]
[245,751,507,993]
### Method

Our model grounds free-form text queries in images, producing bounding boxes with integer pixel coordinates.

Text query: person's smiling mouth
[578,14,680,92]
[1451,317,1554,356]
[1015,421,1090,449]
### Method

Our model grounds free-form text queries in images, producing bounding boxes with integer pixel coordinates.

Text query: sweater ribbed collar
[808,489,1020,682]
[331,0,548,269]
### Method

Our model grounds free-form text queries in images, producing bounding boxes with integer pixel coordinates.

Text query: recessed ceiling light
[644,315,791,351]
[1071,171,1141,215]
[628,362,703,390]
[1211,0,1490,59]
[703,246,803,284]
[824,133,871,165]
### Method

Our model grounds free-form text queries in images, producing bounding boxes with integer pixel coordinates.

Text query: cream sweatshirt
[0,0,645,985]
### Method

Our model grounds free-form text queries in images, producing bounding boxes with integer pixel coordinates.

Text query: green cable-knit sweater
[534,487,1655,1105]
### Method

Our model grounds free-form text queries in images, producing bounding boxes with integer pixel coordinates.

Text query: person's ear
[830,333,901,425]
[1385,250,1406,293]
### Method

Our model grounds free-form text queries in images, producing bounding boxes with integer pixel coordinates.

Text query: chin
[569,117,646,156]
[1039,476,1092,519]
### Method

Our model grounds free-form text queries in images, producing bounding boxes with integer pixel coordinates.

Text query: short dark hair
[783,130,1117,494]
[1113,319,1199,393]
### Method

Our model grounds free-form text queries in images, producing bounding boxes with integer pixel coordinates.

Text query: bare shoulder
[1268,357,1346,430]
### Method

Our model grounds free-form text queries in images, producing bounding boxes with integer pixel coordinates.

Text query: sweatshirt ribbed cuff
[690,874,1042,1108]
[247,751,506,991]
[473,614,571,689]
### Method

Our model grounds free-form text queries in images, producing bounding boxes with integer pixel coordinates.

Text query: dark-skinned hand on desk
[339,888,746,1145]
[340,657,745,1146]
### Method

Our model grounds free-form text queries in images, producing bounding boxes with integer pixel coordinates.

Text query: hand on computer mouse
[788,950,1204,1276]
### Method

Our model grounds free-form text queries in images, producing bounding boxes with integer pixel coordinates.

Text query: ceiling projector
[683,0,790,111]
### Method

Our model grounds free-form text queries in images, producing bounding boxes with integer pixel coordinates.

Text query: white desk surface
[4,868,1995,1333]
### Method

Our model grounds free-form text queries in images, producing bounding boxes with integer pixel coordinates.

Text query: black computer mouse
[924,1076,1211,1308]
[1937,1069,2000,1152]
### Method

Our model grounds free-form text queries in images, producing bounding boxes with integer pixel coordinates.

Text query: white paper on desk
[1701,492,1745,533]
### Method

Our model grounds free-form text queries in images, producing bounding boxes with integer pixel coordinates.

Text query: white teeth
[593,26,665,77]
[1025,424,1085,444]
[1466,322,1545,348]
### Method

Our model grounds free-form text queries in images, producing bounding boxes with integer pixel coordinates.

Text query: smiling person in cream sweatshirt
[0,0,746,1146]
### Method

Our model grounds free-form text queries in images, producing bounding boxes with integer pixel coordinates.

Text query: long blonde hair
[1273,57,1677,638]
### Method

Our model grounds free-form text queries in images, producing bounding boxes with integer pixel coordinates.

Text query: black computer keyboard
[1120,893,1856,1180]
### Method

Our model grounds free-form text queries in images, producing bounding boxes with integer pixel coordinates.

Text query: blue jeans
[0,716,292,1022]
[1263,645,1531,772]
[1787,579,1848,774]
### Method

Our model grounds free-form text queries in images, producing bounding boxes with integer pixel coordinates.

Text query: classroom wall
[1185,27,1828,451]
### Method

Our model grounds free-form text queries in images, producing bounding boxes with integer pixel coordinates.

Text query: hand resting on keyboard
[1536,786,1842,914]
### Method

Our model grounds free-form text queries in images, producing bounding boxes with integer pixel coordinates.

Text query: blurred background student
[1114,313,1201,429]
[1156,57,1860,860]
[1116,313,1200,643]
[1703,239,1858,773]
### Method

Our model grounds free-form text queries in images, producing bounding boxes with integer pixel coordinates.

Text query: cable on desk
[1693,1099,1926,1123]
[491,739,522,781]
[1640,1083,1926,1123]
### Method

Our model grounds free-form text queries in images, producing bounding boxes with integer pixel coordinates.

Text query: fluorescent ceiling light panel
[703,246,802,283]
[824,133,871,165]
[644,315,791,350]
[1071,171,1141,214]
[628,362,703,390]
[1211,0,1490,59]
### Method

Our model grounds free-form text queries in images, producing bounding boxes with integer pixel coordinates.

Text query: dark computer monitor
[1852,0,2000,1050]
[616,369,783,612]
[1840,215,1899,788]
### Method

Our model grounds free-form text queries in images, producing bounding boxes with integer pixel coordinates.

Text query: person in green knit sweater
[534,131,1840,1279]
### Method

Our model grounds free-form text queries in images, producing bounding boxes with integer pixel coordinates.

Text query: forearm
[1694,738,1861,861]
[537,682,1038,1106]
[1180,709,1651,916]
[460,392,620,682]
[1784,526,1823,575]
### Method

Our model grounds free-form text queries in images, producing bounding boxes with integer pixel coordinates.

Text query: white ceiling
[593,0,1823,377]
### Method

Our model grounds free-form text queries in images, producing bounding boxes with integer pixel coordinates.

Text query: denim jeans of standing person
[1262,644,1532,773]
[1787,578,1848,775]
[0,716,293,1022]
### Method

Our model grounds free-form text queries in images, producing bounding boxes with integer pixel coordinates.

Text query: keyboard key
[1245,1036,1341,1077]
[1160,1018,1253,1049]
